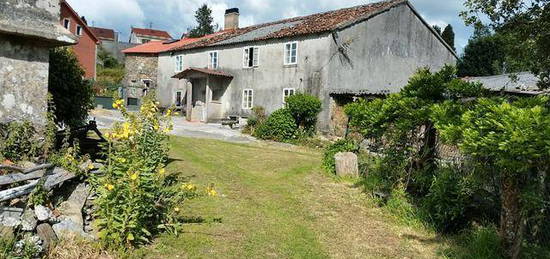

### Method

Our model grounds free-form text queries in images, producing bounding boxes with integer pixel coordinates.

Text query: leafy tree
[48,47,94,128]
[441,24,455,51]
[457,33,506,77]
[461,0,550,88]
[436,96,550,259]
[187,4,216,38]
[285,93,322,131]
[432,25,442,35]
[98,47,121,69]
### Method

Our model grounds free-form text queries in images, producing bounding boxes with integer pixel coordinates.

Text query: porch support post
[204,76,212,122]
[186,80,192,122]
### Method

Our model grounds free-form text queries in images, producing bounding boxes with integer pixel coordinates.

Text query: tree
[441,24,455,51]
[432,25,442,35]
[461,0,550,88]
[187,4,216,38]
[48,47,94,128]
[457,33,506,77]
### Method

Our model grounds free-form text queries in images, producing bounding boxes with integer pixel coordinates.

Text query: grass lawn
[130,136,446,258]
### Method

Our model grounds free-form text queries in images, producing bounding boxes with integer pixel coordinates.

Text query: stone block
[335,152,359,177]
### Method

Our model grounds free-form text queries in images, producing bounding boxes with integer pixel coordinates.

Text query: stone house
[124,0,457,133]
[90,26,137,63]
[59,0,99,79]
[0,0,77,125]
[129,27,172,44]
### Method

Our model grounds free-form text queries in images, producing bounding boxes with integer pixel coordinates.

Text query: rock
[21,209,37,231]
[334,152,359,177]
[15,235,42,257]
[57,183,90,228]
[0,225,14,240]
[19,161,37,169]
[52,220,93,240]
[35,205,52,221]
[0,207,23,227]
[36,223,58,250]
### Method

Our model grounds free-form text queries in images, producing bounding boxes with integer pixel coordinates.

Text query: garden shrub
[49,47,94,128]
[285,93,322,131]
[0,121,43,162]
[322,139,358,173]
[243,106,267,135]
[92,96,214,249]
[422,167,474,233]
[254,108,297,142]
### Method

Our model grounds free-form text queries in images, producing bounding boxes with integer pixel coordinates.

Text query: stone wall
[123,53,158,101]
[0,36,50,125]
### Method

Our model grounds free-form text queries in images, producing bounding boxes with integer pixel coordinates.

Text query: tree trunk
[500,175,523,259]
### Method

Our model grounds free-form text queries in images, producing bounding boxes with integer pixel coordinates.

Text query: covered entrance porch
[172,67,233,122]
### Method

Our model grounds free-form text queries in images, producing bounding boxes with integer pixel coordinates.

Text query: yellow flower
[174,207,180,212]
[105,184,114,191]
[113,99,124,109]
[87,163,94,170]
[207,189,217,197]
[130,172,138,180]
[158,168,166,175]
[182,183,196,191]
[166,109,172,116]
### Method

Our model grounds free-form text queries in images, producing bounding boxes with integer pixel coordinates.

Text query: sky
[68,0,474,54]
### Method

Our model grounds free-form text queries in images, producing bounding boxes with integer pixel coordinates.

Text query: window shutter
[253,47,259,67]
[243,49,249,67]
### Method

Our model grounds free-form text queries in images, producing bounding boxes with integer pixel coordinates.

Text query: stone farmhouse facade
[60,0,99,79]
[123,0,457,133]
[0,0,76,125]
[129,27,172,44]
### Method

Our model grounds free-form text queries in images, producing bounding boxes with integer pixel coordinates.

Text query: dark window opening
[127,97,138,106]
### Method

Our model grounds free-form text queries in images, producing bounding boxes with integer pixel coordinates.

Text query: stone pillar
[204,76,212,122]
[186,81,192,121]
[335,152,359,177]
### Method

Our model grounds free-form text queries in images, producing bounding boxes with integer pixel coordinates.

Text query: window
[127,97,138,106]
[284,42,298,65]
[175,91,183,107]
[76,25,82,36]
[175,55,183,72]
[209,51,218,69]
[142,79,152,88]
[283,88,295,103]
[243,47,259,68]
[142,39,150,44]
[242,89,253,109]
[63,19,70,29]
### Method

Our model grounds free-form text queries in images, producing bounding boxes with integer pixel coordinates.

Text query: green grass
[129,137,446,258]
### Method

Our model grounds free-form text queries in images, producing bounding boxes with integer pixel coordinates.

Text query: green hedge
[254,108,296,142]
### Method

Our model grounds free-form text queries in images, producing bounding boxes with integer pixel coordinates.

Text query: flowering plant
[92,95,215,249]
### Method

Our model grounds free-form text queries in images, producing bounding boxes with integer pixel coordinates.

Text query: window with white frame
[243,47,259,68]
[175,55,184,72]
[63,19,70,29]
[209,51,218,69]
[242,89,253,109]
[284,42,298,65]
[76,25,82,36]
[283,88,295,103]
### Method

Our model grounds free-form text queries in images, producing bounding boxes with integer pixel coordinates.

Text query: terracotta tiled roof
[122,31,225,54]
[60,1,99,43]
[169,0,407,52]
[131,27,172,39]
[172,67,233,79]
[90,27,115,40]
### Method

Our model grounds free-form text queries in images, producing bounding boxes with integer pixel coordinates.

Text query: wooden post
[186,80,192,122]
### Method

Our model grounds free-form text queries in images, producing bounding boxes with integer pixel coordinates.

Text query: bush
[0,121,44,162]
[421,167,474,233]
[92,97,214,249]
[49,47,94,128]
[243,106,267,135]
[254,108,297,142]
[285,93,322,131]
[322,139,358,173]
[443,226,503,259]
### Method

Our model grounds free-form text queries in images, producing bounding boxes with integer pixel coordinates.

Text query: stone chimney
[224,8,239,30]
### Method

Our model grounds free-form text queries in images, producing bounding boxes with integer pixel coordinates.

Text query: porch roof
[172,67,233,79]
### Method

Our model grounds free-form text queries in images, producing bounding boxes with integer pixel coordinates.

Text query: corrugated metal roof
[464,72,543,95]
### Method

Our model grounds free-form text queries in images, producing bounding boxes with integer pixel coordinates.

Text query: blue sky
[68,0,473,53]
